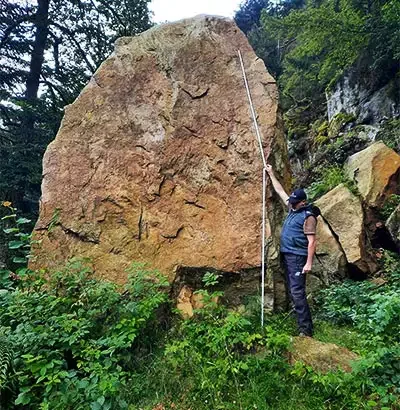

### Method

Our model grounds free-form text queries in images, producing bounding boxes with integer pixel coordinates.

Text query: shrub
[0,260,169,409]
[315,252,400,407]
[306,166,357,201]
[317,253,400,343]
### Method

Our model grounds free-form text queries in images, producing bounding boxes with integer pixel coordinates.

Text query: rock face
[289,337,359,373]
[315,184,370,272]
[327,71,400,125]
[32,16,289,303]
[345,142,400,207]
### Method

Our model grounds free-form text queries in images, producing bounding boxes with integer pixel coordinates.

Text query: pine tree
[0,0,153,214]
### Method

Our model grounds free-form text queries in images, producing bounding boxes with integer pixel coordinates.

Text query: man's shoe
[299,332,312,337]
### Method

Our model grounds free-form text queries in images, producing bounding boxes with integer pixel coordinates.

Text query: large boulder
[32,16,290,306]
[315,184,373,273]
[344,142,400,207]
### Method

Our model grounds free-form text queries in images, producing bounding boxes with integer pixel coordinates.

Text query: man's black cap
[288,188,307,204]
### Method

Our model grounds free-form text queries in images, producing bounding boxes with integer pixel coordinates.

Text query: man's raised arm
[265,164,289,205]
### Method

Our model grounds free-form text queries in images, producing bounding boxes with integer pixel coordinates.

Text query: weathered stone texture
[32,16,289,296]
[345,142,400,207]
[307,215,347,294]
[315,184,373,273]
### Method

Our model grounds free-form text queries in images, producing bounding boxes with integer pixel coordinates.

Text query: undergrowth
[0,253,399,409]
[0,260,169,409]
[306,166,358,201]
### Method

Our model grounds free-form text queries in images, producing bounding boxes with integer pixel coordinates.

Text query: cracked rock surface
[32,16,289,292]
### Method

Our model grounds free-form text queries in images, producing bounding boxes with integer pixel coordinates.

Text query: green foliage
[47,208,61,233]
[316,131,369,168]
[314,252,400,406]
[0,336,16,408]
[0,260,168,409]
[382,0,400,60]
[376,118,400,153]
[317,253,400,343]
[129,283,309,410]
[311,119,329,146]
[235,0,306,78]
[127,285,400,410]
[0,260,399,409]
[380,194,400,220]
[1,201,32,268]
[306,166,357,200]
[262,0,368,104]
[255,0,400,121]
[284,100,315,140]
[235,0,271,34]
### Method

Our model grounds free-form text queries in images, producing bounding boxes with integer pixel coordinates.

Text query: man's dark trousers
[282,253,313,336]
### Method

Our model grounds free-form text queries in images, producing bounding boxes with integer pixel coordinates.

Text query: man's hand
[302,262,312,274]
[265,164,273,175]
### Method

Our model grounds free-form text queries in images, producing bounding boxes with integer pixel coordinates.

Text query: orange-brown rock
[32,16,289,304]
[176,285,194,319]
[344,141,400,207]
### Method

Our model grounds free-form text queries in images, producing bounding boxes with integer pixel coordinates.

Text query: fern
[0,336,16,409]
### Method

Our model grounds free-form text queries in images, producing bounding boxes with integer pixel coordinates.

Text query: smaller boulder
[176,285,194,319]
[289,337,359,373]
[344,142,400,207]
[176,285,219,318]
[307,216,347,294]
[315,184,371,273]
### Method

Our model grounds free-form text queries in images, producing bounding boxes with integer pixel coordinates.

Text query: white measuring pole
[238,50,267,327]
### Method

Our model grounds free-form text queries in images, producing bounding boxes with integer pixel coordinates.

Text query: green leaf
[8,240,25,249]
[16,217,31,225]
[91,402,102,410]
[1,214,16,220]
[12,257,27,264]
[3,228,19,234]
[15,392,31,405]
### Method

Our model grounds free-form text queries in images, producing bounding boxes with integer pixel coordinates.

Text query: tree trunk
[25,0,50,102]
[17,0,50,212]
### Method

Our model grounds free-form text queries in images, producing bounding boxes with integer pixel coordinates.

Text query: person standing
[265,164,317,337]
